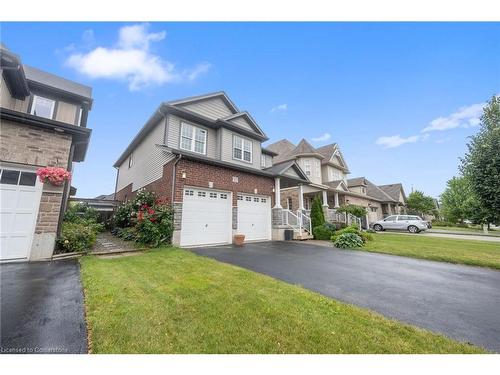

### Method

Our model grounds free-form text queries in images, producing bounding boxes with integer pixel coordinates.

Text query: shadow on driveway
[0,260,87,354]
[191,241,500,352]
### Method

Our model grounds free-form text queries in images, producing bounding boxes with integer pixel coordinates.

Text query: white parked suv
[372,215,429,233]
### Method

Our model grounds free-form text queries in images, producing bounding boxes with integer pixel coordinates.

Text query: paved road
[191,241,500,352]
[0,260,87,354]
[379,230,500,242]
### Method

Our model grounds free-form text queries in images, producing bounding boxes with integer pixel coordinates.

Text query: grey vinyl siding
[178,97,234,120]
[116,117,173,192]
[262,154,273,168]
[220,128,262,170]
[228,116,253,132]
[166,114,217,158]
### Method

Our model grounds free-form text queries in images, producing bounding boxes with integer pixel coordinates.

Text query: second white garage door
[237,194,271,242]
[180,188,232,247]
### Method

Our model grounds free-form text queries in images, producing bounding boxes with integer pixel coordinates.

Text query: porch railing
[282,209,312,235]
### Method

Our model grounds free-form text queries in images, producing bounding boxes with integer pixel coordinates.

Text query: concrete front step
[293,232,314,240]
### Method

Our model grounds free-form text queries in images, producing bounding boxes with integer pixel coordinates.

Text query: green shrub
[112,191,174,247]
[331,224,372,244]
[333,233,364,249]
[310,196,325,229]
[336,204,367,218]
[57,221,97,253]
[313,224,336,240]
[64,202,99,223]
[431,220,468,228]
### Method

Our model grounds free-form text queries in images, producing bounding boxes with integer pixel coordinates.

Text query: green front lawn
[362,233,500,269]
[80,248,483,354]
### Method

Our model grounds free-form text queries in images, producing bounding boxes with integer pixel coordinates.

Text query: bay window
[180,123,207,154]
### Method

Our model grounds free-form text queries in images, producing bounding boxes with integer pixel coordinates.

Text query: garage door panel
[237,194,271,242]
[0,188,17,209]
[180,188,232,247]
[1,167,42,261]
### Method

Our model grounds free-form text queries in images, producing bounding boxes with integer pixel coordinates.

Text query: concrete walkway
[191,241,500,352]
[378,230,500,242]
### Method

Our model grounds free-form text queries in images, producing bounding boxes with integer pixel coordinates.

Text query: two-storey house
[0,45,93,261]
[113,92,308,247]
[266,138,407,228]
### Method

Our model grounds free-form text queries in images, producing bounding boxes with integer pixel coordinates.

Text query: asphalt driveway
[0,260,87,354]
[191,241,500,352]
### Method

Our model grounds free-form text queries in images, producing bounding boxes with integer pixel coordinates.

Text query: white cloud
[422,102,485,132]
[311,133,331,142]
[65,24,210,91]
[270,104,287,112]
[376,135,420,149]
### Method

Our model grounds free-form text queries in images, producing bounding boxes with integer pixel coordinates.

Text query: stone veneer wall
[0,121,72,260]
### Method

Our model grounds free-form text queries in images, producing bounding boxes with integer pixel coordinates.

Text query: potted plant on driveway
[233,234,245,246]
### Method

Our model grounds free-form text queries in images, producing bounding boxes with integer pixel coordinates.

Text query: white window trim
[30,95,55,119]
[233,135,253,163]
[260,154,266,168]
[180,122,207,155]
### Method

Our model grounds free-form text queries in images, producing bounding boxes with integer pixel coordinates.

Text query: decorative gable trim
[220,111,266,137]
[167,91,239,114]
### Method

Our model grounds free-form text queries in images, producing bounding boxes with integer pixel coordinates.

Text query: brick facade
[115,157,276,206]
[0,120,72,168]
[1,121,74,259]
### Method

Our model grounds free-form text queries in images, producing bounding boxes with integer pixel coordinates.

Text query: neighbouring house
[113,92,309,247]
[0,45,93,262]
[265,138,407,228]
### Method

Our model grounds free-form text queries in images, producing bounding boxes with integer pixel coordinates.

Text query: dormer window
[180,122,207,154]
[233,135,252,163]
[30,95,55,119]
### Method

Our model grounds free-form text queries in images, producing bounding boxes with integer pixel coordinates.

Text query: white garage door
[0,167,43,261]
[237,194,271,242]
[180,188,232,247]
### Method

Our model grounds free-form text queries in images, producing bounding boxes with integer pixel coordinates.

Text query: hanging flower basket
[36,167,71,186]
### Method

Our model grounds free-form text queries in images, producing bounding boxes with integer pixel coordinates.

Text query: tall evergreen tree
[310,196,325,229]
[461,95,500,225]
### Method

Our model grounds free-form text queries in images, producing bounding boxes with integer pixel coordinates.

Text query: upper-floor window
[304,159,311,176]
[314,159,320,178]
[30,95,55,119]
[233,135,252,163]
[260,154,266,168]
[180,122,207,154]
[128,154,133,168]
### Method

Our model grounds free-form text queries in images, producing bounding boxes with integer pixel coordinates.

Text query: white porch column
[274,177,282,208]
[298,184,305,210]
[322,190,329,207]
[334,192,340,208]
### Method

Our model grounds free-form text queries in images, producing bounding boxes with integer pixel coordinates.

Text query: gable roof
[379,183,406,202]
[317,143,349,172]
[220,111,266,137]
[325,179,349,191]
[347,177,367,187]
[166,91,239,114]
[263,160,309,182]
[366,180,397,202]
[289,139,324,158]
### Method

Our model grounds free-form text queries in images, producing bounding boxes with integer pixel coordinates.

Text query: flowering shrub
[112,189,174,247]
[36,167,71,186]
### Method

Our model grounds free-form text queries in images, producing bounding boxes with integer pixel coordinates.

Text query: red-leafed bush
[36,167,71,186]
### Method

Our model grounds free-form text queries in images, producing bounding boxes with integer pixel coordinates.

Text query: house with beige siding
[113,92,310,247]
[0,45,93,262]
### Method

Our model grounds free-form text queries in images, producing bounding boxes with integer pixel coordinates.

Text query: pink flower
[36,167,71,186]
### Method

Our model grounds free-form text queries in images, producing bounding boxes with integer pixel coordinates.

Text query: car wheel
[373,224,383,231]
[408,225,419,233]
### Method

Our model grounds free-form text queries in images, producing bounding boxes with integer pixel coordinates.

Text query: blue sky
[2,22,499,198]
